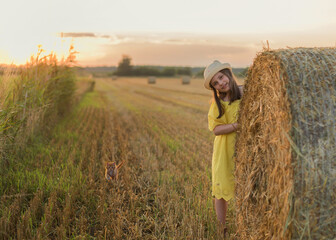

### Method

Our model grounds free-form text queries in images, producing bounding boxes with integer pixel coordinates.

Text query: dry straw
[235,47,336,239]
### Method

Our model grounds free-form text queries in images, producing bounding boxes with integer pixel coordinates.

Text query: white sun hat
[203,60,232,90]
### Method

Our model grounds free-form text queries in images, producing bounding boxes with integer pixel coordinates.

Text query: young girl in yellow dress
[203,60,242,234]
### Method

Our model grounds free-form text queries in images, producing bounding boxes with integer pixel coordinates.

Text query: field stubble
[1,77,238,239]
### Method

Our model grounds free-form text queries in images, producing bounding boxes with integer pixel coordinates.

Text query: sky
[1,0,336,67]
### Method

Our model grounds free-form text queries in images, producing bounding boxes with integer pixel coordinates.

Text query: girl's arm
[213,123,238,136]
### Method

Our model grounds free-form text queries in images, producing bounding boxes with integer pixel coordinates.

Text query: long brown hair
[210,69,241,119]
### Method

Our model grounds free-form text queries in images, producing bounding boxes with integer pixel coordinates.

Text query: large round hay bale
[182,76,191,85]
[148,76,156,84]
[235,48,336,239]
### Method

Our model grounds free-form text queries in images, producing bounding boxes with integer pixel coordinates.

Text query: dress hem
[212,194,234,201]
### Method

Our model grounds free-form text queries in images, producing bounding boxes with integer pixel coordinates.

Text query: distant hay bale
[148,76,156,84]
[182,76,191,85]
[112,76,117,80]
[235,48,336,239]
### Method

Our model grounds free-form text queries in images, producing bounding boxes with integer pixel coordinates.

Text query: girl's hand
[232,123,238,131]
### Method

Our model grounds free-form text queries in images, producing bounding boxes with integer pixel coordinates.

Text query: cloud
[59,32,97,38]
[85,41,255,67]
[67,29,336,67]
[73,32,282,66]
[75,30,336,67]
[58,32,139,44]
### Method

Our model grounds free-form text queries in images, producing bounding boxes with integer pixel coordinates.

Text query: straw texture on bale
[235,48,336,239]
[148,76,156,84]
[182,76,191,85]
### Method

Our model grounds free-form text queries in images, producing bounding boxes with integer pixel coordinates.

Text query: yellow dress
[208,99,241,201]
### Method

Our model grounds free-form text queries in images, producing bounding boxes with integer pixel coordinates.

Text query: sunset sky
[1,0,336,67]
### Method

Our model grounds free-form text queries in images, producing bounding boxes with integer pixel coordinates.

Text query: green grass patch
[77,91,104,109]
[0,88,106,238]
[0,89,99,215]
[160,134,181,153]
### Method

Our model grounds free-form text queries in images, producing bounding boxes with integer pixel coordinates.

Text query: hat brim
[204,63,232,90]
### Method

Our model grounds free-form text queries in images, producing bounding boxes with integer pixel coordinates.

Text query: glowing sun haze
[1,0,336,67]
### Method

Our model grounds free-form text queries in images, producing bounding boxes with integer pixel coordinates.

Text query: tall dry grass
[0,46,77,159]
[0,46,99,239]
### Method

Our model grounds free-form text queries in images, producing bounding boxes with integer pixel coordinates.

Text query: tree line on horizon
[114,55,193,77]
[72,55,248,78]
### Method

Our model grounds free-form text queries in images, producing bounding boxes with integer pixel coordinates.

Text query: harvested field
[0,76,243,239]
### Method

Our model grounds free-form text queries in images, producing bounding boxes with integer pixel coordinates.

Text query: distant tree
[161,67,176,76]
[235,67,249,78]
[240,67,249,77]
[177,67,192,76]
[133,66,160,76]
[195,69,205,78]
[116,55,133,76]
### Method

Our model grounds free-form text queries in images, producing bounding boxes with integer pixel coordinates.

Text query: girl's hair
[210,68,241,119]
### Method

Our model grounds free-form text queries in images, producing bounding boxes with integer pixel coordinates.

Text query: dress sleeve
[208,101,225,131]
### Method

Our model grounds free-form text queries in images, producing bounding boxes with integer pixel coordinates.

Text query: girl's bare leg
[214,198,228,226]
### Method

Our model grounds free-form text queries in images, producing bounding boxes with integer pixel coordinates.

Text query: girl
[203,60,242,235]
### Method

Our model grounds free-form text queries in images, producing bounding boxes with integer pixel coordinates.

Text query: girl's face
[210,71,230,93]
